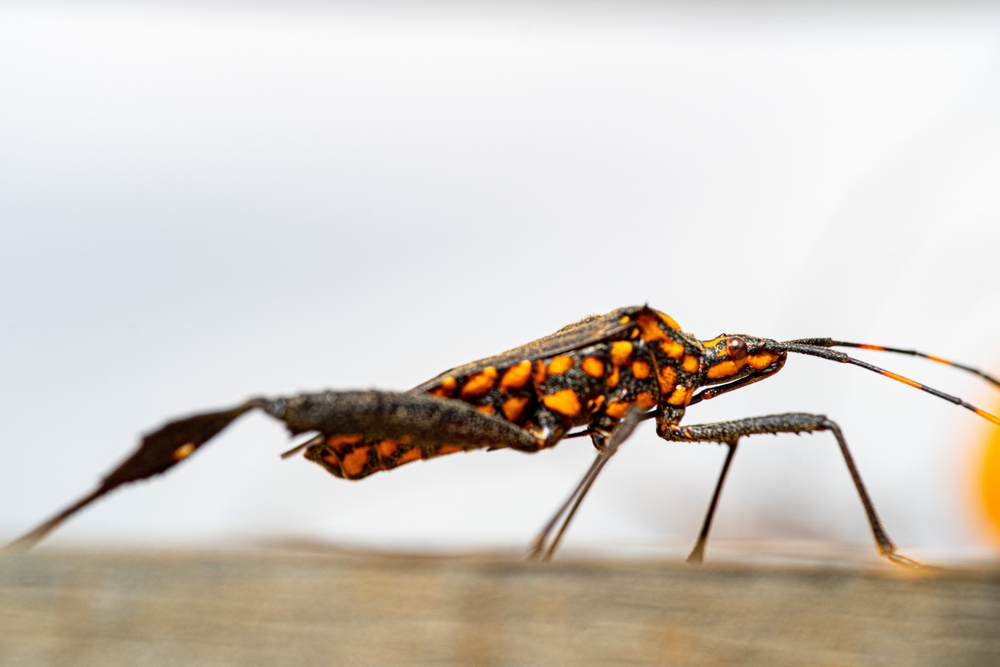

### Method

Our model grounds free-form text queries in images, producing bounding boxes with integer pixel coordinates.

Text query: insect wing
[411,305,646,393]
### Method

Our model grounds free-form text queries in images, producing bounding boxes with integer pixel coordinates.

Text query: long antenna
[776,342,1000,428]
[786,338,1000,389]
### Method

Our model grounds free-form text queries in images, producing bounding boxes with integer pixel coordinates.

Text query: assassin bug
[6,305,1000,565]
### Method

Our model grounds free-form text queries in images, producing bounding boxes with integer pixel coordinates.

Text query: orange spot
[658,366,677,395]
[587,395,606,412]
[461,367,498,398]
[543,389,582,417]
[655,311,681,331]
[607,365,620,389]
[683,355,700,373]
[635,312,668,342]
[534,360,547,386]
[476,404,496,415]
[707,361,738,380]
[748,353,778,370]
[548,355,574,375]
[500,360,533,390]
[619,315,631,324]
[502,396,530,422]
[437,445,463,455]
[631,359,651,379]
[858,344,887,352]
[630,329,640,339]
[610,341,633,366]
[376,439,399,459]
[605,399,631,419]
[430,377,458,397]
[341,446,371,477]
[636,391,656,409]
[660,339,685,359]
[667,386,689,406]
[327,433,364,452]
[702,337,725,349]
[582,356,605,378]
[397,447,423,465]
[322,454,340,468]
[172,442,196,461]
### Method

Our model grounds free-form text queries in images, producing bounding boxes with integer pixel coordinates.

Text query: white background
[2,1,1000,561]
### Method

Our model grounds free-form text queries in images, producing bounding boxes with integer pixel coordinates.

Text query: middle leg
[529,406,645,561]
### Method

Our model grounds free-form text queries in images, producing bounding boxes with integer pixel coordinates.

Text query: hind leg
[5,391,542,552]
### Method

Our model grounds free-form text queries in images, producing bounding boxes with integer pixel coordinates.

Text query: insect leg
[686,440,738,564]
[6,391,542,552]
[284,391,543,479]
[528,451,610,560]
[4,400,264,552]
[661,413,920,568]
[529,407,644,561]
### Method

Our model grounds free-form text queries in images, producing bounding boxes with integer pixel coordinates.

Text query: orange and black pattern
[303,306,714,480]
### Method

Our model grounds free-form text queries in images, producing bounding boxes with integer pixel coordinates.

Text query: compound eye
[726,336,748,360]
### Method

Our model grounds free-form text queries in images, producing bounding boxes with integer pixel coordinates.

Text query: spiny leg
[6,391,542,553]
[661,413,920,568]
[529,407,645,561]
[3,401,264,552]
[686,440,738,564]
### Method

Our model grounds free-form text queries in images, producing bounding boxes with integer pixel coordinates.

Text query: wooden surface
[1,547,999,667]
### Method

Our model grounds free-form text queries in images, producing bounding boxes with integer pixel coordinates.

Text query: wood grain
[1,548,998,666]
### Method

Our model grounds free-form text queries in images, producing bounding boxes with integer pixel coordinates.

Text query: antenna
[775,341,1000,427]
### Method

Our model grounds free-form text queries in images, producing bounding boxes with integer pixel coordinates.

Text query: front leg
[660,413,919,568]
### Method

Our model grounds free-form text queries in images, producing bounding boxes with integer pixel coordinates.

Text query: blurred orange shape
[981,416,1000,544]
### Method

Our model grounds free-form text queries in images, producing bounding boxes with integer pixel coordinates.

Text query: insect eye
[726,337,748,360]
